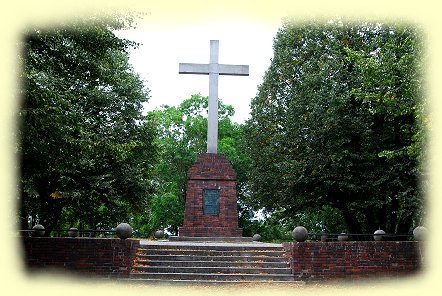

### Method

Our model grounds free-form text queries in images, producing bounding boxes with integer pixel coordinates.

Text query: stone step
[138,244,283,251]
[168,236,253,242]
[136,249,285,257]
[132,266,292,275]
[120,278,305,286]
[129,241,294,284]
[129,272,294,282]
[134,260,290,268]
[136,254,288,263]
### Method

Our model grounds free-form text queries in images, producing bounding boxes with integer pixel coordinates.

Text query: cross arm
[218,64,249,76]
[179,63,210,75]
[179,63,249,76]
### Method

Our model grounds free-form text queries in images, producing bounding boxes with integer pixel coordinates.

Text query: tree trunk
[338,201,364,240]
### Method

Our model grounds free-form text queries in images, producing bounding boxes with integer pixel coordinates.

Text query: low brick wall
[22,237,140,278]
[282,241,422,282]
[22,238,423,282]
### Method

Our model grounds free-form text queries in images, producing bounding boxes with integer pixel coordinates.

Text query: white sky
[116,19,281,123]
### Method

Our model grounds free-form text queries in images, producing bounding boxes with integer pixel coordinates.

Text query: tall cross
[179,40,249,153]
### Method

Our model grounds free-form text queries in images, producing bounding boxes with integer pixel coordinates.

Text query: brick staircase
[127,241,302,285]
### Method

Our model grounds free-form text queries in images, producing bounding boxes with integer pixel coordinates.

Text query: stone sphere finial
[413,226,428,241]
[154,230,164,239]
[292,226,308,242]
[252,234,262,241]
[32,224,45,237]
[116,223,132,239]
[338,232,349,241]
[68,227,79,238]
[373,229,386,241]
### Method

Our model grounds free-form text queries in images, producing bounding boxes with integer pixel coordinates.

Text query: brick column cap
[188,153,237,180]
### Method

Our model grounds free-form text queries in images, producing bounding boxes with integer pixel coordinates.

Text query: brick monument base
[178,153,242,237]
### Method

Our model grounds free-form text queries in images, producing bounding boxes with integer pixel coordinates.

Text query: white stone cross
[179,40,249,153]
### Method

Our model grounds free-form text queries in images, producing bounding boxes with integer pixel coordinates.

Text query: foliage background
[15,15,427,242]
[244,20,426,238]
[18,16,158,233]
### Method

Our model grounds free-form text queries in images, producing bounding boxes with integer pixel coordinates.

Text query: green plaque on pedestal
[203,189,220,216]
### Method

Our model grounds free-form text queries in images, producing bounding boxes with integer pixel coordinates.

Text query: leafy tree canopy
[245,19,426,236]
[18,15,157,232]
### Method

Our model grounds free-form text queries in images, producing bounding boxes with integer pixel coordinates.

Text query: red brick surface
[22,238,422,282]
[179,153,242,237]
[22,237,139,278]
[282,241,422,282]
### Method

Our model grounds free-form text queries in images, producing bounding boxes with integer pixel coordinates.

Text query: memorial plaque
[203,189,220,215]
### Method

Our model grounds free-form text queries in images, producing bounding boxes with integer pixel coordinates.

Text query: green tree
[245,20,425,236]
[18,16,157,232]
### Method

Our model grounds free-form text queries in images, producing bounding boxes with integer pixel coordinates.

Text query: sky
[116,19,281,123]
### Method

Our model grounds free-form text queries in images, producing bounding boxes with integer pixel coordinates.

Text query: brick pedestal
[179,153,242,237]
